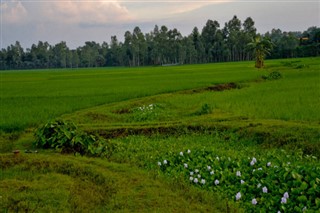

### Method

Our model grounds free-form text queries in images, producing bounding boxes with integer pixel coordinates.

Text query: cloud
[121,0,232,23]
[1,0,28,24]
[1,0,132,26]
[165,0,232,14]
[43,1,133,26]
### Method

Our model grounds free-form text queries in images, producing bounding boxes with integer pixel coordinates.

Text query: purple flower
[252,198,257,205]
[262,186,268,193]
[235,192,241,201]
[281,197,287,204]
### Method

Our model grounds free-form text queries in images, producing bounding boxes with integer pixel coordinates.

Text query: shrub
[196,103,213,115]
[34,120,108,156]
[262,71,282,80]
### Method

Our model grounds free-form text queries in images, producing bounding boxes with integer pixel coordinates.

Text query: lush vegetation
[1,61,262,132]
[1,16,319,70]
[1,57,319,212]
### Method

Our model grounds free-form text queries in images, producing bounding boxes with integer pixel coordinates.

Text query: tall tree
[201,19,220,62]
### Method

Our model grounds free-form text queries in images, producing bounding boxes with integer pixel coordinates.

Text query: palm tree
[248,36,273,68]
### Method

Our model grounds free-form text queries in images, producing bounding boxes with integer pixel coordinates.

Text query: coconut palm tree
[248,36,273,68]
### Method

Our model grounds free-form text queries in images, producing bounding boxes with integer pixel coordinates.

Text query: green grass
[1,57,319,212]
[0,153,238,212]
[1,62,263,131]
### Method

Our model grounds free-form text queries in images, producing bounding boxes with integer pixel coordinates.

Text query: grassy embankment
[1,58,319,212]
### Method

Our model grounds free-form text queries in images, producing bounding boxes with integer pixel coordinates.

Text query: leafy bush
[196,103,213,115]
[157,149,320,212]
[262,71,283,80]
[34,120,109,156]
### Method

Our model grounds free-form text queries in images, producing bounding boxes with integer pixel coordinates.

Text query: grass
[1,62,262,132]
[1,57,319,212]
[0,153,237,212]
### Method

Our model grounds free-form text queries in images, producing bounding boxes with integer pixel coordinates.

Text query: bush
[34,120,109,156]
[196,103,213,115]
[262,71,283,80]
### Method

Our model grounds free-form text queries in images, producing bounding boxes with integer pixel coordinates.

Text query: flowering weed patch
[130,104,164,122]
[158,149,320,212]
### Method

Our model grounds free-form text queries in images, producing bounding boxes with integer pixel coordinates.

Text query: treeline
[0,15,319,70]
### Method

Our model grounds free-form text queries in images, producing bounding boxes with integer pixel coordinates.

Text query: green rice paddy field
[1,58,319,212]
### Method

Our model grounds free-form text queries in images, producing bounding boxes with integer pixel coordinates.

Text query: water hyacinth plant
[157,148,320,212]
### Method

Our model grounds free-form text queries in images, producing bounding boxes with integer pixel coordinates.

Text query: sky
[1,0,319,49]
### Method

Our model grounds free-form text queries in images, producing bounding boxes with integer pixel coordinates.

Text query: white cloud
[1,0,132,26]
[1,0,28,24]
[43,0,133,26]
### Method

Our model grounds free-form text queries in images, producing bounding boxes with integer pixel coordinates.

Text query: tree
[201,19,220,62]
[248,36,273,68]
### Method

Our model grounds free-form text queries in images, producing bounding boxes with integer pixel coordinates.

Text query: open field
[1,58,320,212]
[1,62,262,132]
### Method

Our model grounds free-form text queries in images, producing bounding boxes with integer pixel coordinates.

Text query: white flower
[252,198,257,205]
[267,162,271,167]
[252,169,256,172]
[240,180,245,184]
[281,197,287,204]
[163,160,168,165]
[189,176,194,181]
[194,178,198,183]
[257,183,261,188]
[180,152,183,156]
[283,192,289,199]
[250,161,255,166]
[214,179,219,185]
[195,169,199,173]
[252,157,257,163]
[287,162,291,165]
[262,186,268,193]
[210,171,214,175]
[236,171,241,177]
[201,179,206,184]
[184,163,188,168]
[236,192,241,201]
[277,211,281,213]
[197,174,201,178]
[302,206,307,211]
[187,149,191,154]
[258,168,262,171]
[216,156,220,161]
[190,171,194,176]
[207,165,211,171]
[157,162,161,166]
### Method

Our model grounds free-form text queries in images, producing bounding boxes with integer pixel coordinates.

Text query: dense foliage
[34,120,110,156]
[157,149,320,212]
[1,16,319,70]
